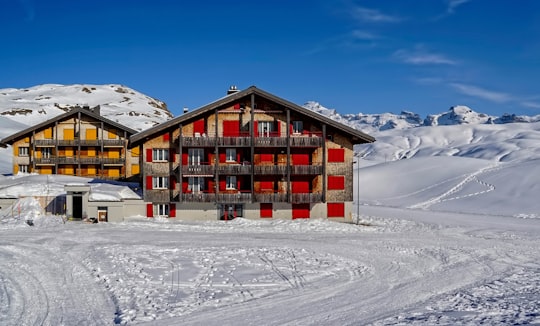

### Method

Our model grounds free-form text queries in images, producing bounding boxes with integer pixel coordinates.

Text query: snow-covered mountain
[303,101,540,164]
[0,84,173,131]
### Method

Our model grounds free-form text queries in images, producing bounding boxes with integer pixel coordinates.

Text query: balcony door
[258,121,274,137]
[188,148,204,165]
[188,177,204,194]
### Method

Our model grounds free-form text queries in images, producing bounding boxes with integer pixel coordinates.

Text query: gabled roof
[131,86,375,144]
[0,106,138,145]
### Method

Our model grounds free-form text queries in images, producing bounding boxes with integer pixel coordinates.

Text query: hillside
[0,84,173,131]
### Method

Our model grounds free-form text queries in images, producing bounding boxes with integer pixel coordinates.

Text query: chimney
[183,107,189,114]
[227,85,239,95]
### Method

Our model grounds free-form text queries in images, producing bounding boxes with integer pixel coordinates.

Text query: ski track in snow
[407,163,500,209]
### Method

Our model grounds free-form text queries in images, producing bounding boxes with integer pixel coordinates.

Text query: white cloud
[450,83,511,103]
[447,0,471,14]
[351,30,379,40]
[394,48,457,65]
[520,101,540,109]
[352,6,401,23]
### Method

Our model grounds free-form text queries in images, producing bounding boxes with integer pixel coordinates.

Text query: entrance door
[73,196,83,219]
[98,207,108,222]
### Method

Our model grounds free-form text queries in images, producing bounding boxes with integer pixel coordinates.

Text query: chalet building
[130,86,375,221]
[1,106,141,180]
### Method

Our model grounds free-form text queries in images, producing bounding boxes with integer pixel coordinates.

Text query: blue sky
[2,0,540,118]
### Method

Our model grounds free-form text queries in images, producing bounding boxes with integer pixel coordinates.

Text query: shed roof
[131,86,375,144]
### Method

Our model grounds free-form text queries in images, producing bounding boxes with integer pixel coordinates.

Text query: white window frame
[258,121,273,137]
[18,147,29,157]
[152,176,169,189]
[153,204,169,217]
[18,165,29,173]
[188,148,203,165]
[226,148,236,162]
[292,121,303,134]
[226,176,237,190]
[188,177,204,193]
[153,149,169,162]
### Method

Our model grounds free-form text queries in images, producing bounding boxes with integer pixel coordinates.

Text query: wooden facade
[131,86,375,221]
[1,106,140,181]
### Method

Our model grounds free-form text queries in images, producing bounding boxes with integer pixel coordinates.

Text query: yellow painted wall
[40,167,53,175]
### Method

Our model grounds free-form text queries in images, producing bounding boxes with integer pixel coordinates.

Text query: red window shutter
[146,203,154,218]
[261,153,273,162]
[292,203,310,219]
[276,121,281,137]
[292,153,309,165]
[219,179,226,191]
[146,176,153,190]
[260,203,273,218]
[328,148,345,163]
[193,119,205,135]
[208,180,215,193]
[182,152,188,165]
[169,204,176,217]
[292,180,310,193]
[170,176,177,190]
[163,133,170,141]
[223,120,240,136]
[260,180,273,191]
[253,121,258,137]
[219,152,226,163]
[146,148,153,162]
[328,176,345,190]
[327,202,345,217]
[234,103,241,110]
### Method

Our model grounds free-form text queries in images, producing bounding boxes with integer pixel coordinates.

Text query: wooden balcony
[254,165,288,175]
[217,164,252,174]
[33,157,125,165]
[180,192,216,202]
[179,192,252,203]
[253,193,289,202]
[291,193,322,203]
[179,135,323,148]
[34,139,125,147]
[146,190,173,203]
[181,164,214,176]
[291,165,322,175]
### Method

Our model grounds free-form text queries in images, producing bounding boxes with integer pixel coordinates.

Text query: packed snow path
[1,212,540,325]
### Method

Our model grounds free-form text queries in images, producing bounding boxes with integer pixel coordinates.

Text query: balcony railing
[34,139,56,146]
[216,164,252,174]
[291,165,322,175]
[180,192,252,203]
[254,165,288,175]
[102,140,125,147]
[181,164,215,175]
[253,193,289,202]
[146,190,173,203]
[34,139,126,147]
[33,157,124,165]
[291,193,322,203]
[179,134,323,148]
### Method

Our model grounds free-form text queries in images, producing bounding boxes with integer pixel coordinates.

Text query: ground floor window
[219,204,243,220]
[154,204,169,217]
[18,165,29,173]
